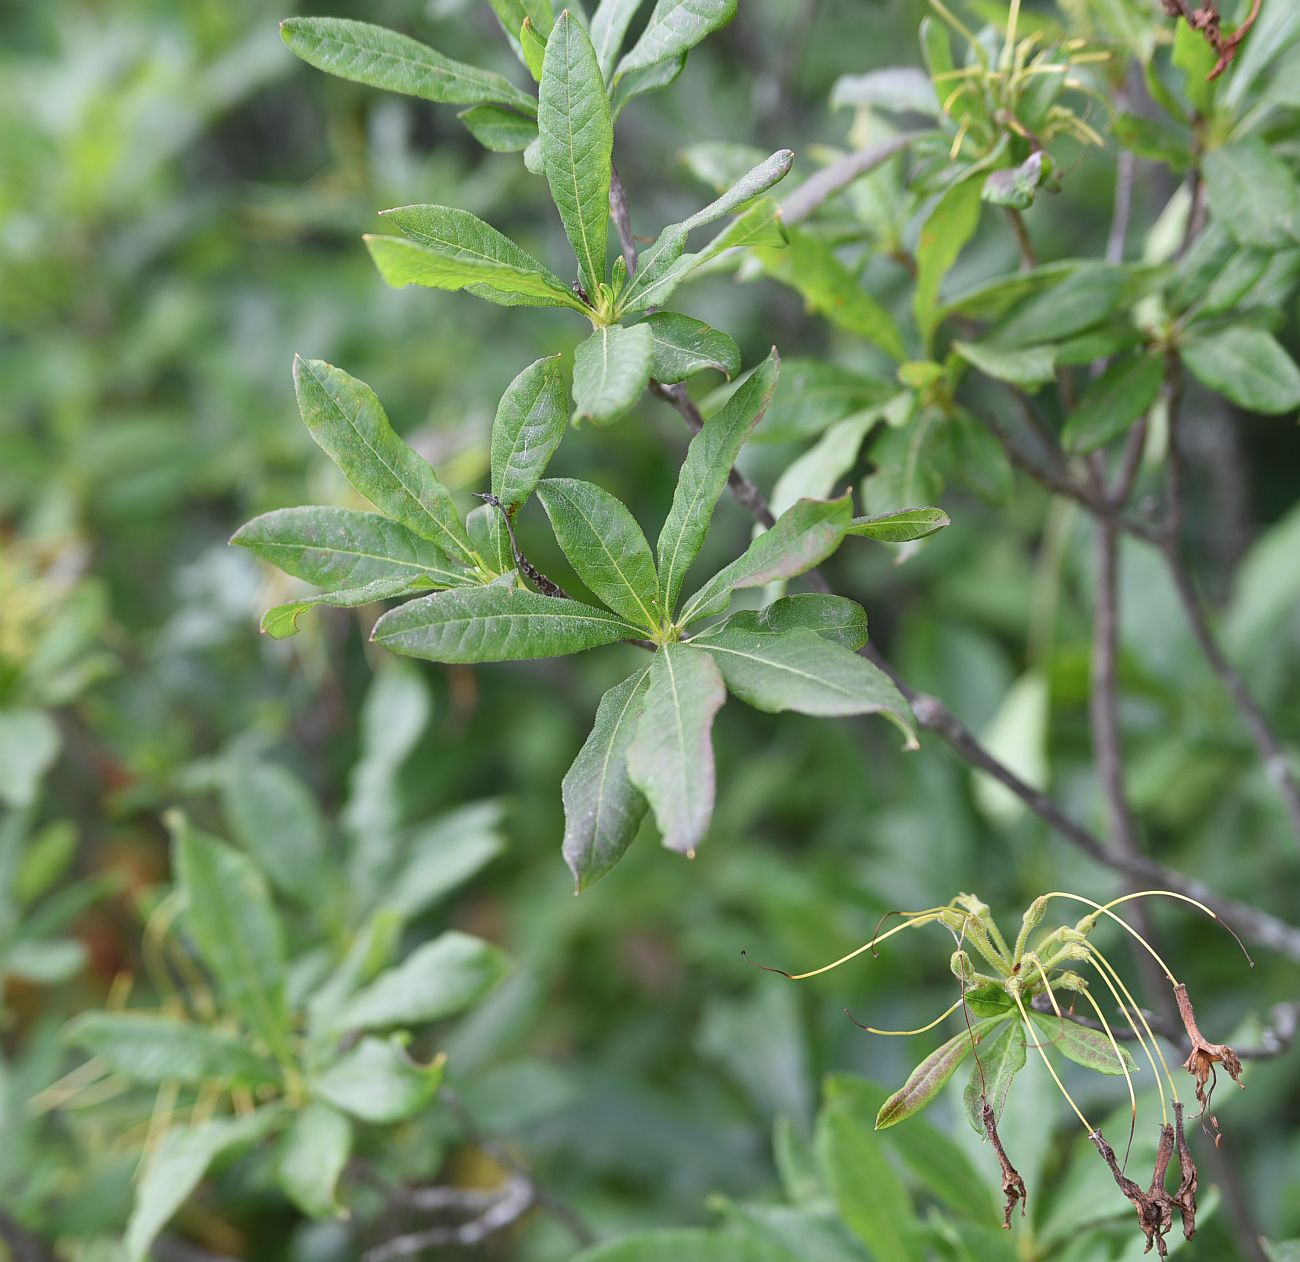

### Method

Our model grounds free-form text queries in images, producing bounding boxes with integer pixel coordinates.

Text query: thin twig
[780,133,924,225]
[609,164,638,277]
[645,381,1300,961]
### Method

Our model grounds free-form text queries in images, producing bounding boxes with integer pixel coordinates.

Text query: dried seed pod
[1174,983,1244,1144]
[1172,1101,1198,1240]
[981,1101,1026,1229]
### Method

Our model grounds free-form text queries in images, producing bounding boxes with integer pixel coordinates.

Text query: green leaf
[682,495,853,624]
[293,357,474,564]
[306,911,403,1042]
[231,506,474,594]
[1182,326,1300,415]
[618,149,795,314]
[845,506,950,543]
[536,478,661,628]
[832,67,938,114]
[312,1036,445,1123]
[611,52,688,115]
[170,815,292,1062]
[63,1012,280,1088]
[384,802,505,920]
[758,228,906,361]
[826,1077,998,1226]
[875,1026,981,1129]
[965,982,1014,1018]
[953,339,1057,387]
[1028,1011,1137,1076]
[591,0,645,80]
[331,931,509,1033]
[486,0,554,52]
[276,1102,352,1220]
[757,359,893,443]
[961,1017,1025,1132]
[724,594,869,651]
[279,17,536,113]
[991,263,1157,348]
[694,627,915,741]
[915,177,984,345]
[573,1232,790,1262]
[458,104,538,152]
[259,577,427,640]
[1061,353,1164,453]
[981,151,1051,210]
[615,0,738,77]
[490,355,569,513]
[221,755,327,907]
[656,349,781,612]
[0,708,60,809]
[562,666,653,890]
[539,12,613,296]
[626,643,726,854]
[372,584,639,663]
[816,1092,919,1262]
[643,312,740,383]
[521,17,548,80]
[126,1109,280,1262]
[572,323,655,426]
[1203,140,1299,250]
[368,204,582,309]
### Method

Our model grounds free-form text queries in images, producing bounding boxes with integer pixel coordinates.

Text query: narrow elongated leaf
[63,1012,280,1088]
[562,667,653,889]
[992,263,1159,347]
[876,1022,996,1130]
[694,627,915,741]
[832,67,938,114]
[458,104,537,152]
[126,1110,280,1262]
[757,360,892,444]
[591,0,645,79]
[276,1102,352,1219]
[681,495,852,624]
[915,176,983,346]
[617,150,794,313]
[656,350,781,612]
[280,18,536,113]
[521,18,548,81]
[232,506,474,591]
[1028,1011,1137,1075]
[1062,353,1164,452]
[953,338,1057,387]
[1204,140,1299,250]
[610,51,688,115]
[816,1094,918,1262]
[372,584,638,662]
[385,802,505,920]
[293,357,474,564]
[331,931,509,1032]
[759,228,906,361]
[846,506,950,543]
[724,594,868,651]
[260,576,430,641]
[368,204,581,307]
[961,1017,1026,1132]
[221,755,326,908]
[616,0,738,77]
[536,478,661,628]
[491,354,569,512]
[539,13,613,295]
[643,312,740,382]
[572,323,655,426]
[171,816,292,1062]
[626,644,726,854]
[486,0,554,51]
[1182,327,1300,414]
[312,1037,444,1123]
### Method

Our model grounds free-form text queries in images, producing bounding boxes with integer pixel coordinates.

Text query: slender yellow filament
[1099,889,1253,965]
[929,0,982,48]
[1073,984,1139,1143]
[948,115,971,159]
[1012,989,1093,1133]
[848,997,965,1036]
[1002,0,1023,70]
[137,1079,181,1175]
[1087,945,1179,1111]
[25,1057,110,1115]
[1041,892,1180,986]
[771,910,948,981]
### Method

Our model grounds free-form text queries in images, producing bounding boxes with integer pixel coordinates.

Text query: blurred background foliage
[1,1,1298,1259]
